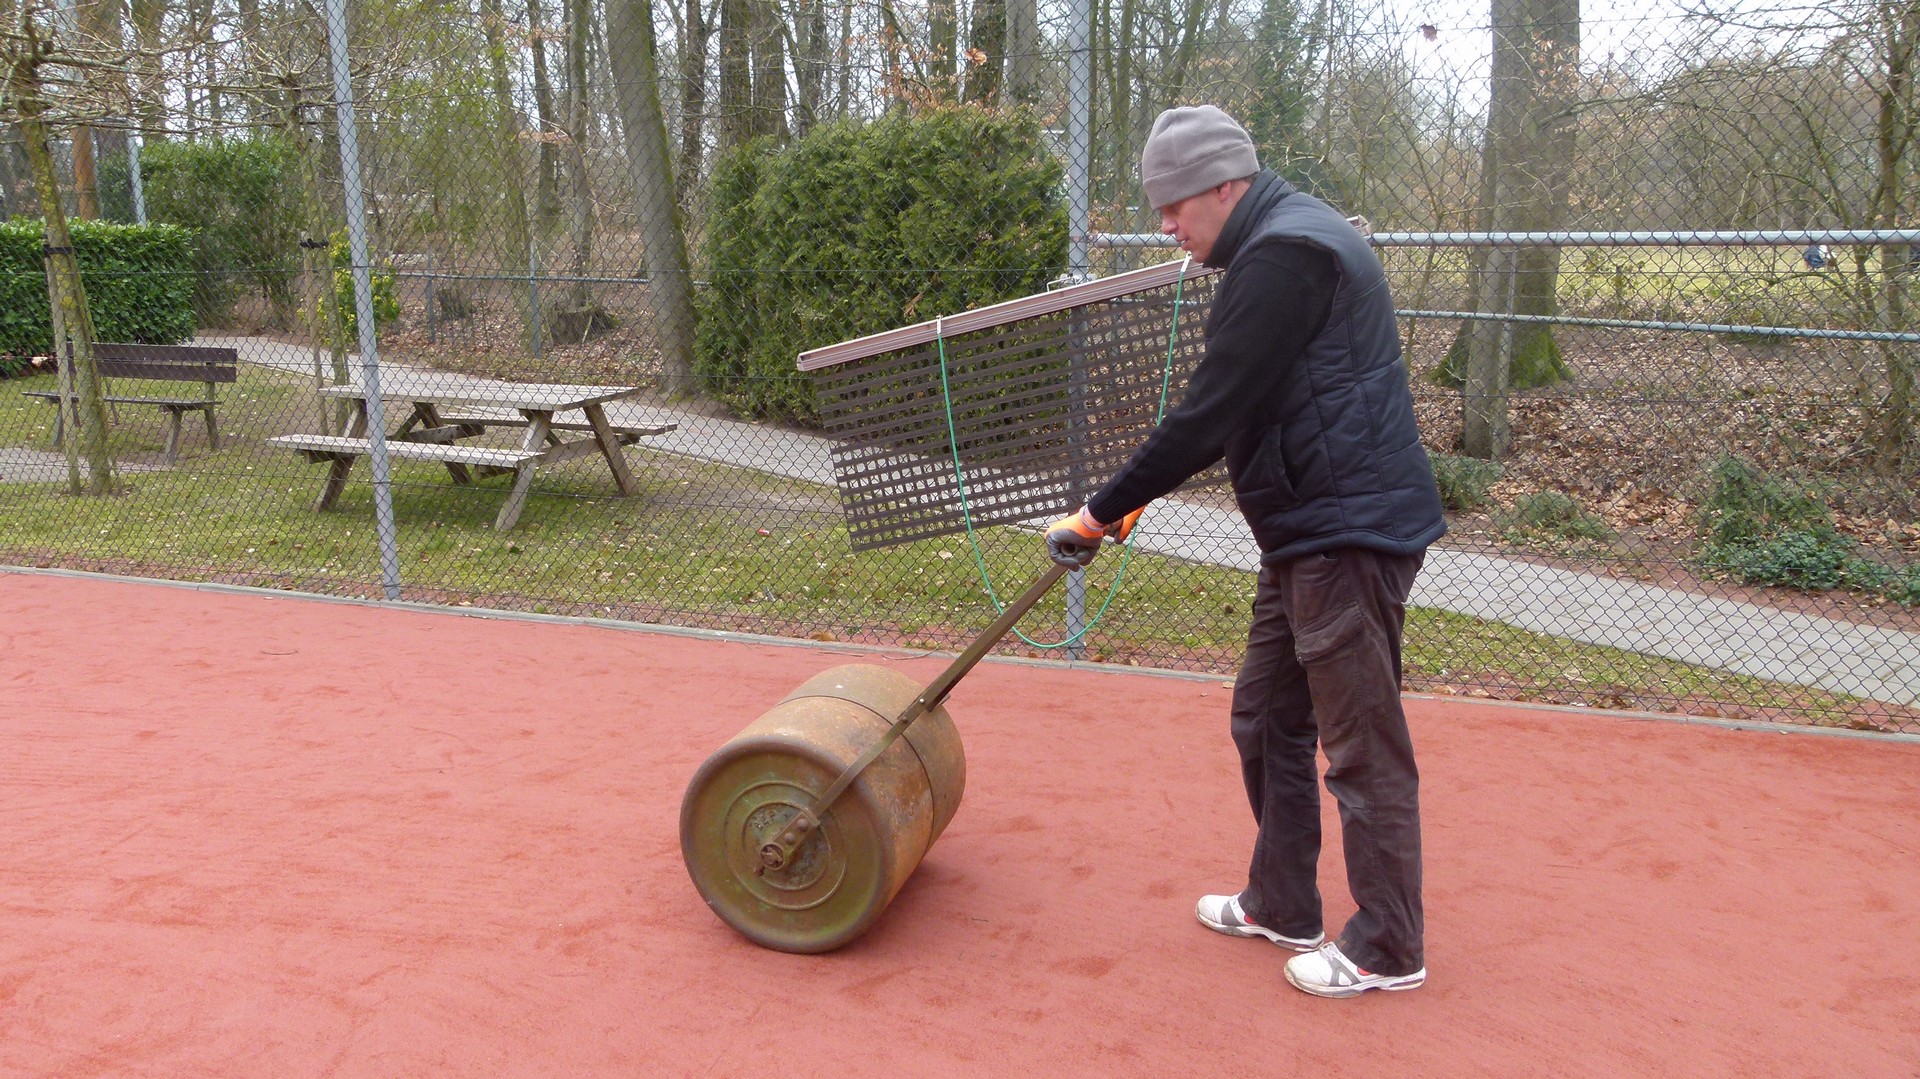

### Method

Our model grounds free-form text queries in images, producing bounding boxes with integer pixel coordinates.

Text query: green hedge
[695,104,1068,422]
[0,219,196,374]
[101,135,304,324]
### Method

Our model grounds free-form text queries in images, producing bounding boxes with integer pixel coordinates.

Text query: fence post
[1061,0,1094,658]
[325,0,402,601]
[529,236,544,361]
[128,131,146,225]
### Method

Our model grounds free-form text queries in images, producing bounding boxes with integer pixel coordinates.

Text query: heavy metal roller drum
[680,563,1068,953]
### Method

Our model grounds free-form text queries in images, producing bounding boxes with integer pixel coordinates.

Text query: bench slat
[23,390,217,408]
[439,414,677,437]
[94,343,239,383]
[268,434,543,469]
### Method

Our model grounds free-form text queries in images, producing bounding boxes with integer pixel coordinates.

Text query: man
[1044,105,1446,998]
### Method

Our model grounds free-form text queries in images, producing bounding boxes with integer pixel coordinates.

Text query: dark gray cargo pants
[1230,546,1426,976]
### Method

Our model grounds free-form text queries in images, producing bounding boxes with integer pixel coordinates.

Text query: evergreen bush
[1495,489,1613,544]
[1694,454,1919,603]
[695,105,1069,422]
[102,135,304,325]
[1696,454,1832,548]
[1430,452,1503,512]
[0,219,196,375]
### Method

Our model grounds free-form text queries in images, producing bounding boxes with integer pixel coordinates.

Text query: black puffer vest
[1212,173,1446,563]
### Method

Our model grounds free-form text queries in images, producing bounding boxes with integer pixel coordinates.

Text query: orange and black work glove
[1045,506,1143,568]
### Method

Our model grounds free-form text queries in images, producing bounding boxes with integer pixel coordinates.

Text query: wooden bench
[21,342,238,464]
[266,434,548,530]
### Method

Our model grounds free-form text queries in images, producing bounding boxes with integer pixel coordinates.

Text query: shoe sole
[1284,967,1426,998]
[1195,907,1324,952]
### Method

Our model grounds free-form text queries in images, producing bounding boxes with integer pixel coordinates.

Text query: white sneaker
[1284,941,1426,998]
[1194,893,1325,951]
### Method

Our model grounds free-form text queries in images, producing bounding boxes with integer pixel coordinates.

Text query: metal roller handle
[758,562,1072,870]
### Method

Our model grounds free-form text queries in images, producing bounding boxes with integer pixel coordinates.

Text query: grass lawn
[2,360,1891,730]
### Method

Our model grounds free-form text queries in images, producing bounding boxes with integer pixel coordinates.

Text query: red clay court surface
[3,569,1918,1078]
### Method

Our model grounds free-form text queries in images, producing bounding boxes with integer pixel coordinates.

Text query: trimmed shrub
[101,135,304,325]
[0,219,196,374]
[695,104,1069,422]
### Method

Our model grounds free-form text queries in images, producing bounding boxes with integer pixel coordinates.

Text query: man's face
[1158,181,1243,263]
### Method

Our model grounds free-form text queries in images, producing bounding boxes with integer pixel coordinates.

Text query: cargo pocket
[1288,551,1363,664]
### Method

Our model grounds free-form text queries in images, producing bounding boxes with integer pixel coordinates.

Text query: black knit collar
[1206,170,1295,268]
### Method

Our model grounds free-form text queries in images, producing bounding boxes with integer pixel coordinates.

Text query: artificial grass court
[3,568,1915,1076]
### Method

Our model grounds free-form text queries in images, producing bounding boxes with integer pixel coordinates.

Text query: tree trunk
[717,0,752,150]
[793,0,830,134]
[928,0,958,102]
[560,0,597,321]
[836,0,855,112]
[749,0,788,139]
[482,0,539,353]
[608,0,699,397]
[1005,0,1039,104]
[676,0,709,202]
[72,0,126,219]
[0,126,34,218]
[1163,0,1217,107]
[528,0,563,229]
[1444,0,1579,458]
[962,0,1004,105]
[71,125,100,219]
[1100,0,1140,211]
[129,0,167,135]
[1872,0,1919,466]
[12,70,117,495]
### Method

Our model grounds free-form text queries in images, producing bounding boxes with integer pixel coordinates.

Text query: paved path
[210,335,1920,706]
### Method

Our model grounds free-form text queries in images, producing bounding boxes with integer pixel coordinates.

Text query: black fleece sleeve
[1085,240,1337,527]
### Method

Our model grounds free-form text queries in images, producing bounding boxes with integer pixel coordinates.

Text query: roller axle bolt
[758,814,817,870]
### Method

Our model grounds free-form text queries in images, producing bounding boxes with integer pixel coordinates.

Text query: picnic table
[268,372,676,530]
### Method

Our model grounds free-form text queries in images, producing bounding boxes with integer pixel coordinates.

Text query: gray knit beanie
[1140,106,1259,209]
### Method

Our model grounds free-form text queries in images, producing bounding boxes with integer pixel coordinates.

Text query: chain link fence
[1,0,1915,732]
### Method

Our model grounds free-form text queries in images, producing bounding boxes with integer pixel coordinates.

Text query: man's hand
[1045,506,1144,568]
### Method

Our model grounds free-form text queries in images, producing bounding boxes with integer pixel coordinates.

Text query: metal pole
[128,132,146,225]
[529,235,543,360]
[1061,0,1093,657]
[324,0,402,601]
[1090,227,1920,249]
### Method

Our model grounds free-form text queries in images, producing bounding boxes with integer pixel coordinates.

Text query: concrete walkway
[209,335,1920,706]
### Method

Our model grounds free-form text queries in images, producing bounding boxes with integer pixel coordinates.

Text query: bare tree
[1664,1,1920,469]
